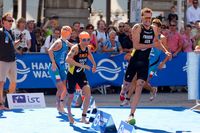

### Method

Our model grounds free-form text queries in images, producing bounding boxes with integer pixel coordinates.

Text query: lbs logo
[16,59,30,83]
[96,59,121,81]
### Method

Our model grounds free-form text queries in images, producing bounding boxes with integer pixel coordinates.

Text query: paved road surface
[45,92,196,108]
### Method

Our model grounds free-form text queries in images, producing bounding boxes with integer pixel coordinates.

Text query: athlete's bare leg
[56,81,67,113]
[130,79,145,116]
[0,81,5,110]
[80,85,91,124]
[143,79,157,101]
[120,81,132,101]
[120,75,137,106]
[66,94,75,124]
[121,74,157,106]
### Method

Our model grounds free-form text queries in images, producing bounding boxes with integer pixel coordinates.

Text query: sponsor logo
[96,59,121,81]
[12,95,26,103]
[12,95,41,104]
[8,93,46,109]
[16,59,30,83]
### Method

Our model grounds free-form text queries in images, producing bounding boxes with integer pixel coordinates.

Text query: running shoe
[120,99,130,106]
[120,94,125,101]
[120,84,126,101]
[126,115,136,125]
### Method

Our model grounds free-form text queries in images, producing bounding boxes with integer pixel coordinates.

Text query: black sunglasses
[6,19,14,23]
[170,24,176,27]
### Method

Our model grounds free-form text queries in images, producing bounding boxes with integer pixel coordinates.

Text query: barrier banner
[5,53,54,88]
[7,93,46,109]
[86,53,127,87]
[150,53,187,86]
[187,53,200,100]
[5,52,188,89]
[91,110,117,133]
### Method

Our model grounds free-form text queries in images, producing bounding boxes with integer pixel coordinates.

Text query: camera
[17,46,28,52]
[19,33,24,42]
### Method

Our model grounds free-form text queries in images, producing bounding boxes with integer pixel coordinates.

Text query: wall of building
[44,0,90,26]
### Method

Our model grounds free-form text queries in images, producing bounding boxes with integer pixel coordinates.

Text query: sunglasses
[170,24,176,27]
[6,19,14,23]
[82,38,90,42]
[119,25,124,28]
[87,27,94,30]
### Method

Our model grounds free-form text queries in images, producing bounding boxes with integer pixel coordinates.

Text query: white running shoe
[120,99,130,106]
[149,87,157,101]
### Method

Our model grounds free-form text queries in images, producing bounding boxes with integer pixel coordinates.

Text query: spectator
[191,20,200,38]
[156,13,165,22]
[160,22,169,37]
[73,21,81,34]
[186,0,200,24]
[43,15,59,37]
[167,20,182,57]
[0,12,21,110]
[194,21,200,48]
[121,28,133,53]
[119,22,131,52]
[118,22,126,45]
[194,22,200,53]
[182,24,195,52]
[86,24,98,52]
[68,28,79,44]
[195,45,200,52]
[35,27,45,52]
[12,17,31,54]
[107,25,119,41]
[123,22,131,36]
[27,20,37,52]
[168,6,178,23]
[40,27,61,53]
[80,23,85,33]
[122,28,133,61]
[102,30,123,53]
[94,20,108,52]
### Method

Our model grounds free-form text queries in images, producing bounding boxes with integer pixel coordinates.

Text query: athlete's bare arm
[132,24,155,50]
[173,34,183,57]
[157,35,172,69]
[48,39,62,62]
[160,35,172,56]
[87,48,96,73]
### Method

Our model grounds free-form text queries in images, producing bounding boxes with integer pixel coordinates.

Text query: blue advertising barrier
[91,110,117,132]
[5,52,190,89]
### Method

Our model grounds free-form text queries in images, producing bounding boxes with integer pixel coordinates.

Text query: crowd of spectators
[3,1,199,56]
